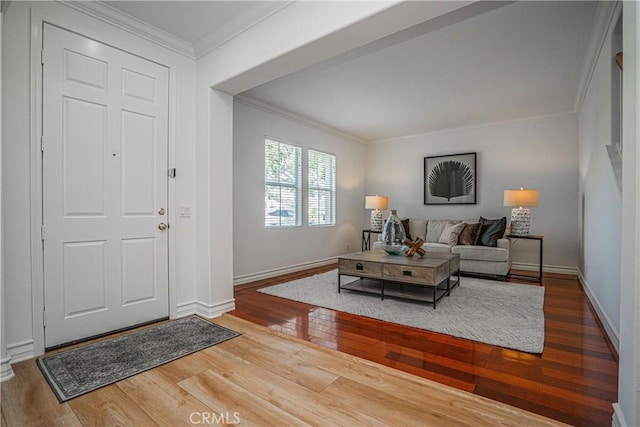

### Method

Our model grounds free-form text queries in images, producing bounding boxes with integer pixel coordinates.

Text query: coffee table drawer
[384,263,449,286]
[339,259,382,279]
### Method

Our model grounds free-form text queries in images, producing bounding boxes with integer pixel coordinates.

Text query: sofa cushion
[458,222,482,245]
[452,245,509,262]
[426,220,459,242]
[477,216,507,247]
[409,219,427,240]
[401,218,412,241]
[438,222,466,245]
[422,242,452,253]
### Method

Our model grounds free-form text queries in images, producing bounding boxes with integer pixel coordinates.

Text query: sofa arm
[497,238,510,251]
[497,238,512,268]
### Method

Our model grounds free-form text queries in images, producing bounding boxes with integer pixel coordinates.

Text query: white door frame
[29,10,178,356]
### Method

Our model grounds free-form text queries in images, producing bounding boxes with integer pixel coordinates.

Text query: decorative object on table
[404,238,425,257]
[503,188,539,235]
[381,209,407,255]
[365,195,388,232]
[424,152,476,205]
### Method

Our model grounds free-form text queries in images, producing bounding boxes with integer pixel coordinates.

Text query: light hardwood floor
[1,315,566,426]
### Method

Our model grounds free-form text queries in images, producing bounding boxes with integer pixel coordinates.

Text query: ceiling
[103,1,599,142]
[104,1,264,44]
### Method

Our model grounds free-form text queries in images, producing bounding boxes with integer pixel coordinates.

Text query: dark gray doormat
[36,315,240,402]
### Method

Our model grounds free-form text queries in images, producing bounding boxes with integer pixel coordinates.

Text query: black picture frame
[424,152,477,205]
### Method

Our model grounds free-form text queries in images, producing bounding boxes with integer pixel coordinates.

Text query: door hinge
[43,311,47,328]
[41,225,45,241]
[168,168,176,178]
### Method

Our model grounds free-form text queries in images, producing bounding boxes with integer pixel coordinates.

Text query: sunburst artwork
[424,152,477,205]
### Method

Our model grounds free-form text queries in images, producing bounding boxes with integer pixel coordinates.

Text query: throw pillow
[458,222,482,245]
[477,216,507,247]
[426,220,456,242]
[401,218,412,241]
[438,222,466,246]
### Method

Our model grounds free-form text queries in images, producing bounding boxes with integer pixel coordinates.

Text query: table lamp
[503,188,539,235]
[365,195,388,232]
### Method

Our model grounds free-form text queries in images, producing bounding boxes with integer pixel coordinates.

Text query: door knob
[158,223,168,231]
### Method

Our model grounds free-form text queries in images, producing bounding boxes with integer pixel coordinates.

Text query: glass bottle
[381,210,406,255]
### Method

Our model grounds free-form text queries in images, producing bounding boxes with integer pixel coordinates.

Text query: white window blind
[264,138,302,227]
[308,149,336,226]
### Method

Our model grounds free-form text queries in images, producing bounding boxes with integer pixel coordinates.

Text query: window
[308,149,336,226]
[264,138,302,227]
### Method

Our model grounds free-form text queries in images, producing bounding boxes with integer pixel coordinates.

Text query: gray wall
[232,99,366,281]
[578,7,622,345]
[366,113,579,271]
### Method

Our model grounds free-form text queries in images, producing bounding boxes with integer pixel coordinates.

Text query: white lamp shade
[365,195,388,210]
[503,189,539,207]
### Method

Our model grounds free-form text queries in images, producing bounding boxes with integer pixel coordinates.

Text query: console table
[506,234,543,284]
[362,229,382,251]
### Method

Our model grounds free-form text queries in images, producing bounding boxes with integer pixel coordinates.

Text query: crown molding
[235,94,366,144]
[194,1,293,59]
[370,111,576,145]
[574,1,620,114]
[60,0,196,59]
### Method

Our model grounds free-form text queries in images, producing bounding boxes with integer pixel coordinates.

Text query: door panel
[121,110,156,216]
[63,241,107,317]
[43,24,169,348]
[63,97,107,217]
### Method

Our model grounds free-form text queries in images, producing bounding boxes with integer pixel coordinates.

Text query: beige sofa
[374,218,511,280]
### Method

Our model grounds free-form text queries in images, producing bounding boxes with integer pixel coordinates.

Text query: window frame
[264,137,302,228]
[307,148,336,227]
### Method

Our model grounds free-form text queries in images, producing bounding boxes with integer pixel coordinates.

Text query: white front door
[42,24,170,348]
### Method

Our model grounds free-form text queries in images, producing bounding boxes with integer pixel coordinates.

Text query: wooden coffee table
[337,249,460,309]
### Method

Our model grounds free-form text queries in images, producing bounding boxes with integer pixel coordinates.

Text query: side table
[362,229,382,251]
[506,234,543,284]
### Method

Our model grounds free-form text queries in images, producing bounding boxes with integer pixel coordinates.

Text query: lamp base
[370,209,383,232]
[510,208,531,235]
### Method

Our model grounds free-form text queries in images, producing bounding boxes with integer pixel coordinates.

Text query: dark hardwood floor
[231,264,618,427]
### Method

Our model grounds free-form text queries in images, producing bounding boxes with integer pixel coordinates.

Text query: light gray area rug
[37,316,240,402]
[259,270,545,353]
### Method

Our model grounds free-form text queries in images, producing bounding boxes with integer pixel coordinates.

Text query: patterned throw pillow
[458,222,482,245]
[438,222,466,246]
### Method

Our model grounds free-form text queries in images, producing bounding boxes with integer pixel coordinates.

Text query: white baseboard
[577,270,620,353]
[194,299,236,318]
[234,257,337,285]
[0,356,15,382]
[612,403,626,427]
[175,300,199,318]
[511,262,577,276]
[7,339,34,364]
[176,299,236,319]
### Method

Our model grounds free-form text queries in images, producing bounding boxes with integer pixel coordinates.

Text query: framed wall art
[424,152,477,205]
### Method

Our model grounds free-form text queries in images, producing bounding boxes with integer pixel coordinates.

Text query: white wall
[577,6,622,345]
[1,1,197,358]
[366,113,579,271]
[616,0,640,425]
[0,6,14,381]
[232,99,366,282]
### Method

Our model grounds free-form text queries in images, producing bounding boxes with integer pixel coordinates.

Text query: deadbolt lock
[158,208,166,215]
